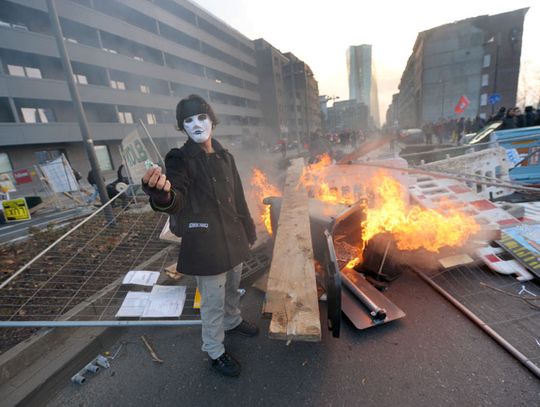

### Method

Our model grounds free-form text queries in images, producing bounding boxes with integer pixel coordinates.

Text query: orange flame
[299,154,354,205]
[250,168,281,235]
[360,174,480,255]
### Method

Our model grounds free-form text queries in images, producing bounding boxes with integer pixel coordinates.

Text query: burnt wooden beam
[263,158,321,342]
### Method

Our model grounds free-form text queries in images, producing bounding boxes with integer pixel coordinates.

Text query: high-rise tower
[346,44,380,127]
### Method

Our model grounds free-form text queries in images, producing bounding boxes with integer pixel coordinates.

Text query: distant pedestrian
[86,169,104,204]
[524,106,535,127]
[422,122,433,144]
[502,108,517,129]
[280,140,287,157]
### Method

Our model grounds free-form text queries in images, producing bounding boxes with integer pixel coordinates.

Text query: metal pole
[414,269,540,379]
[0,320,202,328]
[440,80,445,118]
[46,0,113,222]
[336,160,540,193]
[491,33,501,116]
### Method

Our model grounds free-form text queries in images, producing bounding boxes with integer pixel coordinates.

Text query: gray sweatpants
[194,263,243,359]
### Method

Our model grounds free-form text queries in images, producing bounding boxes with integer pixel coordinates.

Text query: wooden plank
[263,158,321,342]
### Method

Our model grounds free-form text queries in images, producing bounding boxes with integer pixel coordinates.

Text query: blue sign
[488,93,501,105]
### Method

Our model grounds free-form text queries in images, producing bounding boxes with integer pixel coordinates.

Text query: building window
[7,65,42,79]
[146,113,157,125]
[0,153,12,173]
[118,111,133,124]
[73,74,88,85]
[481,74,489,87]
[480,93,488,106]
[25,67,42,79]
[7,65,24,77]
[140,85,150,94]
[12,23,28,31]
[110,80,126,90]
[94,145,113,171]
[21,108,55,123]
[483,54,491,68]
[0,20,28,31]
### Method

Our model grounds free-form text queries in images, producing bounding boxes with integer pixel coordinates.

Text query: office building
[0,0,262,178]
[346,44,380,127]
[282,52,322,147]
[387,8,528,128]
[326,99,369,133]
[253,38,288,146]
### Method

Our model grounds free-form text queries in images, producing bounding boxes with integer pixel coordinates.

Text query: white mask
[183,113,212,143]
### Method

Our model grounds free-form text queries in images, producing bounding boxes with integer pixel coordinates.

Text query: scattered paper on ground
[116,285,187,318]
[142,285,186,318]
[122,270,160,286]
[115,292,150,317]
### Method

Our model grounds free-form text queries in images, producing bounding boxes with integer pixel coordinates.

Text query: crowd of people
[421,105,540,145]
[491,105,540,129]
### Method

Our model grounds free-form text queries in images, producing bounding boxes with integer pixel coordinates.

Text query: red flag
[454,95,470,114]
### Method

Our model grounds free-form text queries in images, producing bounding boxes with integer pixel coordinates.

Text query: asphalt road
[44,269,539,407]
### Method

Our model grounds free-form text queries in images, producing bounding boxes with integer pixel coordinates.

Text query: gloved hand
[141,166,172,205]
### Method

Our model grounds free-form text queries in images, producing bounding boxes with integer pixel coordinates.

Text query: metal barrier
[0,161,88,213]
[0,190,269,337]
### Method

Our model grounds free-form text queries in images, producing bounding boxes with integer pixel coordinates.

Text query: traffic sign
[2,198,31,222]
[488,93,501,105]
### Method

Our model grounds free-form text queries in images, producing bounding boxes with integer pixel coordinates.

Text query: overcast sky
[191,0,539,124]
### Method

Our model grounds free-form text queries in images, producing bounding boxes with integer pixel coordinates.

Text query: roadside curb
[0,246,173,406]
[0,326,122,407]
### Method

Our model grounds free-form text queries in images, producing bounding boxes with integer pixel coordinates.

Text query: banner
[121,129,152,185]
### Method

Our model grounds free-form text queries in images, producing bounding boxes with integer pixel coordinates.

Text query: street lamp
[321,95,340,132]
[439,79,445,119]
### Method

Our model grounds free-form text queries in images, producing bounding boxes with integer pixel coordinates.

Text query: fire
[299,154,355,205]
[250,168,281,235]
[346,174,480,268]
[359,173,480,257]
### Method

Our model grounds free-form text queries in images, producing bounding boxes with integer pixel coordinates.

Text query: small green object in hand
[144,159,154,170]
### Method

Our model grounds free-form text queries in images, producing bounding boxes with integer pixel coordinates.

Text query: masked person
[142,94,258,377]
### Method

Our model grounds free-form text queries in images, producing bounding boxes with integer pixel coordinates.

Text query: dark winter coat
[149,138,256,276]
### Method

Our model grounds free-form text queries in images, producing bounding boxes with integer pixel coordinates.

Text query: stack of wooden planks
[263,158,321,342]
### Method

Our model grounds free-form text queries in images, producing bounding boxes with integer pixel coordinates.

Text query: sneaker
[226,320,259,337]
[211,352,240,377]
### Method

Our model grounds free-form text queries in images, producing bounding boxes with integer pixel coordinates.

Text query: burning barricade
[251,154,485,333]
